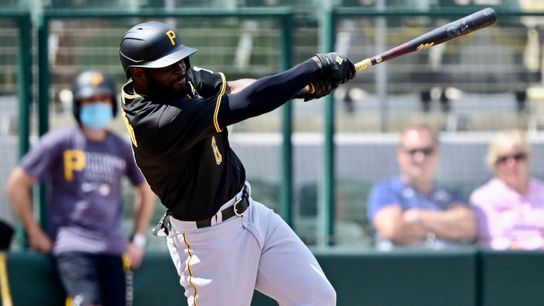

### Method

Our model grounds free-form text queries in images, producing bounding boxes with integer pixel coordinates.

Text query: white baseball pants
[166,186,336,306]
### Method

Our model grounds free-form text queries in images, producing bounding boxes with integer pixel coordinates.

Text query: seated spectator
[368,124,476,250]
[470,130,544,250]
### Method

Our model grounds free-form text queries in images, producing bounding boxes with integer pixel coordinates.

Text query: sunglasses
[403,146,435,156]
[495,152,527,165]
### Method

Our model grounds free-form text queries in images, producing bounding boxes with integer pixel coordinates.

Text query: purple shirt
[470,177,544,250]
[21,126,145,255]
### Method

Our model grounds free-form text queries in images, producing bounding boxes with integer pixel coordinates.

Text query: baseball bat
[122,254,134,306]
[0,252,13,306]
[355,7,497,72]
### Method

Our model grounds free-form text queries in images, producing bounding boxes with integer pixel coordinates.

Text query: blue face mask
[80,103,113,130]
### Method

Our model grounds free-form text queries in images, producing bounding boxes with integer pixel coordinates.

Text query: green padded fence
[7,249,544,306]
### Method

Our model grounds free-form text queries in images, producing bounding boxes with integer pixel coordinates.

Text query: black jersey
[121,67,246,221]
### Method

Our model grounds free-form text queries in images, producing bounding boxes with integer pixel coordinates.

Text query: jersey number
[121,109,138,147]
[211,136,222,165]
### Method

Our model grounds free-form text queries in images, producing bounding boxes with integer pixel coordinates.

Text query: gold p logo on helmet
[166,30,176,46]
[90,73,104,87]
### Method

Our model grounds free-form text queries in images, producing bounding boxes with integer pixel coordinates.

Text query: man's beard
[144,71,187,99]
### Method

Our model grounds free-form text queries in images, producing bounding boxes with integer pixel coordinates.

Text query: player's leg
[55,252,103,306]
[98,254,126,306]
[248,202,336,306]
[167,215,261,306]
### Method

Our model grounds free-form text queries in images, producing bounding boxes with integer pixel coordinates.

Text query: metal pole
[376,0,388,132]
[280,13,294,226]
[321,5,335,247]
[14,12,32,249]
[17,13,32,158]
[37,14,49,230]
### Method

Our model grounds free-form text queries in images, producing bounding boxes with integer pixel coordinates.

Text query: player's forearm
[218,59,320,126]
[6,171,40,234]
[132,184,155,236]
[7,187,40,234]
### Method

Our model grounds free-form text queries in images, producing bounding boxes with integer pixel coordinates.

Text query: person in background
[368,124,476,250]
[5,70,155,306]
[470,130,544,250]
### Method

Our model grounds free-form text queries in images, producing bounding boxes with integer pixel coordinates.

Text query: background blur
[2,0,544,250]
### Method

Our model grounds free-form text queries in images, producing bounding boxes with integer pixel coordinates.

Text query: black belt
[195,195,250,229]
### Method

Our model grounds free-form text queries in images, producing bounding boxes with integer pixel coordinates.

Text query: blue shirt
[368,176,466,249]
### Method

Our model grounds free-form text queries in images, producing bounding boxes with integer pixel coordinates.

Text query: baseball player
[118,21,355,306]
[5,70,155,306]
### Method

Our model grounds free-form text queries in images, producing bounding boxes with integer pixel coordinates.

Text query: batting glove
[312,52,356,84]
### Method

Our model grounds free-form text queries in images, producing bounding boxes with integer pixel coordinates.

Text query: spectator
[368,124,476,250]
[5,70,155,306]
[470,130,544,250]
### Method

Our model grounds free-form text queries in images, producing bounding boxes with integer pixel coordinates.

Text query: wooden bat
[122,254,134,306]
[355,7,497,72]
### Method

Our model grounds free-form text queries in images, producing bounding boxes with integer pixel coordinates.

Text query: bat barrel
[354,7,497,73]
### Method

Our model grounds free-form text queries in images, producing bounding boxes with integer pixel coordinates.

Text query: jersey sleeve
[119,138,146,186]
[189,66,225,98]
[156,93,227,153]
[367,180,399,220]
[20,132,62,180]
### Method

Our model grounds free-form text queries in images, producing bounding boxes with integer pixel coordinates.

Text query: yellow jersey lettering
[121,109,138,147]
[211,136,222,165]
[63,150,85,181]
[166,30,176,46]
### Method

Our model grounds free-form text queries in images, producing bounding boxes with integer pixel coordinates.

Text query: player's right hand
[312,53,356,84]
[28,227,52,253]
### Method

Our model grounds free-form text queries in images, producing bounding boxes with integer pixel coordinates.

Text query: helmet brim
[130,45,197,70]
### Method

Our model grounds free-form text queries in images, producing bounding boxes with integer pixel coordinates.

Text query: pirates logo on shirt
[211,136,222,165]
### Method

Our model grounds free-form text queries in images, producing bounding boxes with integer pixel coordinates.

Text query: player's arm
[127,182,155,268]
[413,204,477,241]
[226,79,256,94]
[373,205,429,245]
[5,167,52,253]
[227,78,322,98]
[218,53,355,127]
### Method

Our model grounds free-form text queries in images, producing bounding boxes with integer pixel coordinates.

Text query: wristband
[131,233,147,248]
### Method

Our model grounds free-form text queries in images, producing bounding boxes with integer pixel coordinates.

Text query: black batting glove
[312,53,356,84]
[294,77,340,101]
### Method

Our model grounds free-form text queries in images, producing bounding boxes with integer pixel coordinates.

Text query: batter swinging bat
[354,7,497,72]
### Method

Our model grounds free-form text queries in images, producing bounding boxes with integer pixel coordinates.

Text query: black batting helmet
[72,70,118,122]
[119,21,197,77]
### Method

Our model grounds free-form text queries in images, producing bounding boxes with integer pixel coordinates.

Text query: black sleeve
[217,59,320,128]
[188,66,224,97]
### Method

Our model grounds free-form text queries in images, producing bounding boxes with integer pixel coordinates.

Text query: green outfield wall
[5,249,544,306]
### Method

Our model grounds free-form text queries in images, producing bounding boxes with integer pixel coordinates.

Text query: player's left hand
[127,242,145,269]
[312,53,356,84]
